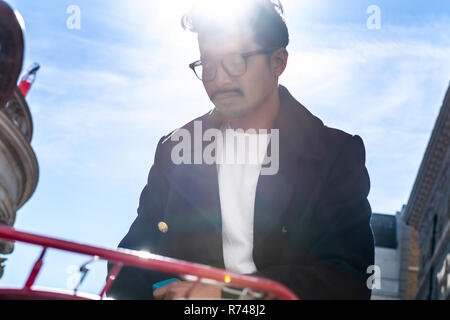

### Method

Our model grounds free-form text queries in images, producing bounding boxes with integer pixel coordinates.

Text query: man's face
[198,29,278,120]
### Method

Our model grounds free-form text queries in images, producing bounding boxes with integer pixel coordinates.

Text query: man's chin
[216,106,246,120]
[215,104,252,121]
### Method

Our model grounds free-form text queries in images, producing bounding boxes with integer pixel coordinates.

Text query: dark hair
[181,0,289,49]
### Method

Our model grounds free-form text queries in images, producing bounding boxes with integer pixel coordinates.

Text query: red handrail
[24,246,47,289]
[0,225,298,300]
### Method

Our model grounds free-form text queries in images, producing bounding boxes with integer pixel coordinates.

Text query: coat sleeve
[250,135,375,299]
[106,136,178,299]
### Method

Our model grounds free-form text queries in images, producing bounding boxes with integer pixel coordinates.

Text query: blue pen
[152,278,180,291]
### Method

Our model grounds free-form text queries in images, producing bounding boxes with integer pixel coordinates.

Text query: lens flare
[191,0,253,26]
[137,250,152,259]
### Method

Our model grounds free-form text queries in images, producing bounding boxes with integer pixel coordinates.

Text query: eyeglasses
[189,47,280,82]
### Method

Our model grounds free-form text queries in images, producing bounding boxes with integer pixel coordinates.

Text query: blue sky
[1,0,449,296]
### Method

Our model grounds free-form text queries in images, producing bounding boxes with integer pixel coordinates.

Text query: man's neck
[228,86,280,132]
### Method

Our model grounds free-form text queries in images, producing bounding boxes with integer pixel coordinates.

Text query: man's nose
[214,62,233,86]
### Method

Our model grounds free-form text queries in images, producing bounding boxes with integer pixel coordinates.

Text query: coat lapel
[253,85,327,257]
[166,109,224,232]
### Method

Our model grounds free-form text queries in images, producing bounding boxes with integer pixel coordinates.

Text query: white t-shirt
[216,123,270,274]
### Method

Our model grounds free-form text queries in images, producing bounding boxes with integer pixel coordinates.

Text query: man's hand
[153,281,221,300]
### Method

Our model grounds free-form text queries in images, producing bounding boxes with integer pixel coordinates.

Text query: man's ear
[271,48,288,77]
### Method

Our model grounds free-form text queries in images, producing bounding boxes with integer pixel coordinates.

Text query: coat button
[282,226,287,235]
[158,221,168,233]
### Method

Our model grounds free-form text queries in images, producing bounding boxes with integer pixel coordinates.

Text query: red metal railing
[0,225,298,300]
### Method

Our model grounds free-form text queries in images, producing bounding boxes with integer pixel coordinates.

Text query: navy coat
[106,85,375,300]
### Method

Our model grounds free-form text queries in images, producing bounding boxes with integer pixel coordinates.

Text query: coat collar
[275,85,326,161]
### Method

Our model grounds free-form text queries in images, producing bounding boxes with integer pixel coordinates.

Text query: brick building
[403,84,450,300]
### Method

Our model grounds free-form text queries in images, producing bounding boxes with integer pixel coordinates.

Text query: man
[107,0,374,300]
